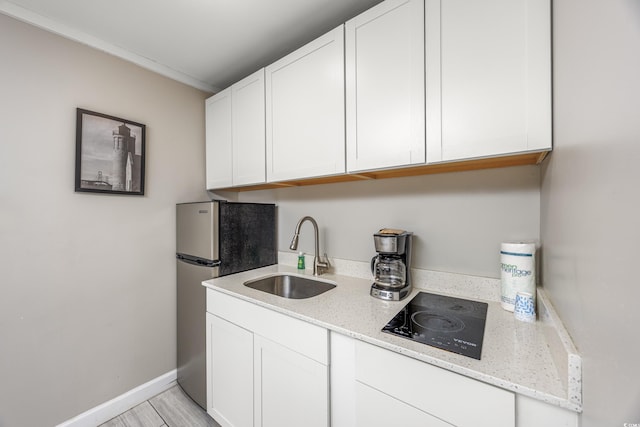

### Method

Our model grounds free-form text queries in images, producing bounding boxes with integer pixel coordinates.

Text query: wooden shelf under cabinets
[212,150,549,192]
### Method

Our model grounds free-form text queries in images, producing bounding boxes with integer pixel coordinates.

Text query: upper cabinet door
[346,0,425,173]
[426,0,552,162]
[205,88,233,189]
[265,26,346,182]
[232,69,266,186]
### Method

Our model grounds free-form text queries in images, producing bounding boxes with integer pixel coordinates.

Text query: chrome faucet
[289,216,330,276]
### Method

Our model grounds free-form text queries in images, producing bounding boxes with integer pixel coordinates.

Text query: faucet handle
[317,253,331,274]
[323,253,331,267]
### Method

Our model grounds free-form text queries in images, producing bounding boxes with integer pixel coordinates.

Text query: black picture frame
[75,108,146,195]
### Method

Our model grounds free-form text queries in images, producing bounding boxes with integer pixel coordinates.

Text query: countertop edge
[537,288,583,409]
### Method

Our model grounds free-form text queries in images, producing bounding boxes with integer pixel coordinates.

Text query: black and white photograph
[75,108,146,195]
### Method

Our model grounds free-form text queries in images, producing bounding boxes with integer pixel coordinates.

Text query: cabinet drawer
[207,289,328,365]
[356,382,452,427]
[355,340,514,427]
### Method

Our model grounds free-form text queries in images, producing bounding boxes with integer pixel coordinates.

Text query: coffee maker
[370,229,413,301]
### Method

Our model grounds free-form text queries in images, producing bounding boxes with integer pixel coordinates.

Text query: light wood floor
[99,384,220,427]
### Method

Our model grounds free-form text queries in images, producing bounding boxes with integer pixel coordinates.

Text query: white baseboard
[56,369,177,427]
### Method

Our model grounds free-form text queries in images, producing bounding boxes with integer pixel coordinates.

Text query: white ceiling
[0,0,383,93]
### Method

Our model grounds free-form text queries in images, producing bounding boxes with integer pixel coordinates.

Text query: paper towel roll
[500,242,536,312]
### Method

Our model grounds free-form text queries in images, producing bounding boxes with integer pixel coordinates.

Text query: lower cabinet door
[255,335,329,427]
[207,313,254,427]
[355,382,453,427]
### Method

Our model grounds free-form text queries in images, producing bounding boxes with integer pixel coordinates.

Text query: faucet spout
[289,233,300,251]
[289,216,329,276]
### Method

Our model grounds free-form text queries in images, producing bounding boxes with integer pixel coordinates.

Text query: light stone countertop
[203,259,582,413]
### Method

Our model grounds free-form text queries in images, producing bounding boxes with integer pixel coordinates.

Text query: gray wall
[0,15,210,427]
[541,0,640,425]
[231,165,541,279]
[8,0,637,424]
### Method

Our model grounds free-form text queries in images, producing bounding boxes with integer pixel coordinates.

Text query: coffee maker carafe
[370,229,413,301]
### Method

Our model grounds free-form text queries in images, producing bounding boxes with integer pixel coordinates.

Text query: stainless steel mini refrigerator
[176,200,276,409]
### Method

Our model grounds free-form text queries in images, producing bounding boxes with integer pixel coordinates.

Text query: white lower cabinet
[207,296,576,427]
[331,332,515,427]
[206,289,329,427]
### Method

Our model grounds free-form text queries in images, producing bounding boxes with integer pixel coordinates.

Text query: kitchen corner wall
[541,0,640,426]
[227,165,541,279]
[0,14,210,427]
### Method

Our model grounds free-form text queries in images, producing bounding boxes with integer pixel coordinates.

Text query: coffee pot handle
[371,256,377,274]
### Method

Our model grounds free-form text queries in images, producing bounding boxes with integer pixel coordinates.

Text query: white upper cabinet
[346,0,425,172]
[206,0,553,191]
[425,0,552,162]
[205,69,266,189]
[265,26,346,182]
[205,88,233,189]
[232,69,266,186]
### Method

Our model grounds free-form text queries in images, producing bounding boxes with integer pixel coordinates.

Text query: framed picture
[75,108,146,195]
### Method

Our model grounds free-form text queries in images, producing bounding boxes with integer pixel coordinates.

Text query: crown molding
[0,1,218,93]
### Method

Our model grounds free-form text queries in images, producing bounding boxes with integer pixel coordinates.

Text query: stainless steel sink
[244,273,336,299]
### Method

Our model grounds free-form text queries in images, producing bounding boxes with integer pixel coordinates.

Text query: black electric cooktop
[382,292,489,360]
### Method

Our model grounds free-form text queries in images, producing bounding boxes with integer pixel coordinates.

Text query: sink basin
[244,273,336,299]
